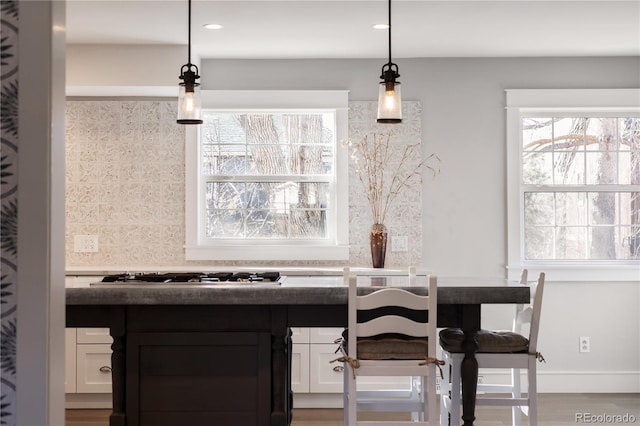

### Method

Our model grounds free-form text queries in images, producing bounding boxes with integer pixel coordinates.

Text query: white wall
[199,57,640,392]
[66,44,189,93]
[198,57,640,277]
[67,51,640,392]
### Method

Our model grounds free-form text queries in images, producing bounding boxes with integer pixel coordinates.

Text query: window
[185,91,349,261]
[506,89,640,281]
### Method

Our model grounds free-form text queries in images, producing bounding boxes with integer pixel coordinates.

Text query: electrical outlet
[391,236,408,252]
[580,336,590,353]
[74,235,99,253]
[476,376,486,394]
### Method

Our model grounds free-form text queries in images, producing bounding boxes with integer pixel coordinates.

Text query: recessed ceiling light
[372,24,389,30]
[204,23,224,30]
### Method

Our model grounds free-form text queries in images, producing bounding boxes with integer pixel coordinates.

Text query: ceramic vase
[370,223,388,268]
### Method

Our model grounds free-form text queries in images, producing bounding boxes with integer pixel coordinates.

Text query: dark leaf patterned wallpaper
[1,0,18,424]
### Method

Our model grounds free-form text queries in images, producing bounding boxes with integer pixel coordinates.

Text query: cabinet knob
[99,366,112,373]
[332,365,344,373]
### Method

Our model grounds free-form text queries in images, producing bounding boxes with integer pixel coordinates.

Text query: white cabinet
[309,343,344,393]
[76,343,113,393]
[66,328,113,396]
[291,327,343,408]
[291,328,311,393]
[75,328,113,393]
[293,327,346,397]
[294,327,412,405]
[309,327,343,345]
[65,325,409,408]
[308,328,344,393]
[77,327,112,344]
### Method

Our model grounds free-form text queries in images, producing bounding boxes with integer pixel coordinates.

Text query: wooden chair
[439,271,546,426]
[335,269,441,426]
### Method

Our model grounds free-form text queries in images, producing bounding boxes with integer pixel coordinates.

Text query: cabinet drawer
[77,328,112,344]
[290,327,310,344]
[291,343,310,393]
[309,328,343,344]
[76,344,112,393]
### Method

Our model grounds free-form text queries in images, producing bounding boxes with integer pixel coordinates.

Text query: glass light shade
[377,82,402,123]
[177,84,203,124]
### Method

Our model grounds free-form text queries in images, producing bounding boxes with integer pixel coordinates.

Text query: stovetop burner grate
[100,271,282,284]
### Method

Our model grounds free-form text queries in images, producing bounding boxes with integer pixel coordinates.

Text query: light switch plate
[391,236,408,252]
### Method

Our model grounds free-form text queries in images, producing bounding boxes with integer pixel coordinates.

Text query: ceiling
[66,0,640,59]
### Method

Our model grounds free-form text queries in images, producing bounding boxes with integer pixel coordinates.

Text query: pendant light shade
[177,64,202,124]
[377,0,402,124]
[177,0,202,125]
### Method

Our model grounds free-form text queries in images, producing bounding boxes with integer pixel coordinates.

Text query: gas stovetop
[91,272,284,285]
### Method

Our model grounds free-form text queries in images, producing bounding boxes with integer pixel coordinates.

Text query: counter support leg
[109,335,125,426]
[460,304,480,426]
[271,307,290,426]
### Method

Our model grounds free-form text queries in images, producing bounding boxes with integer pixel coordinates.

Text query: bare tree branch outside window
[522,117,640,260]
[201,111,333,240]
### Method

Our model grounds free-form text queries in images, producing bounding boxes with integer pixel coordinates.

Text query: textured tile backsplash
[65,100,423,268]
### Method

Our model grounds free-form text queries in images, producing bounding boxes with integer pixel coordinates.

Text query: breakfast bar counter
[66,275,529,426]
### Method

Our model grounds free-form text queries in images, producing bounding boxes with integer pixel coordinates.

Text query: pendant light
[177,0,203,125]
[377,0,402,123]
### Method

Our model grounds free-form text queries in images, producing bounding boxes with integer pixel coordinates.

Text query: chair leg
[440,355,451,426]
[428,364,438,425]
[420,375,427,421]
[410,376,420,421]
[449,355,462,426]
[512,368,521,426]
[528,360,538,426]
[343,366,351,426]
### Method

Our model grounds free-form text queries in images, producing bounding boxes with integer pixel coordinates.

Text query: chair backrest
[511,269,529,333]
[346,270,438,359]
[513,272,545,352]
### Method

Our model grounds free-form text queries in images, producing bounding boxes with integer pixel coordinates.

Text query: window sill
[507,262,640,282]
[185,244,350,261]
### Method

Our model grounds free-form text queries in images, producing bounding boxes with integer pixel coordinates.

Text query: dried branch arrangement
[347,131,440,225]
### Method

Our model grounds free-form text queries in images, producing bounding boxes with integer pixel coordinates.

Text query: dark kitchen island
[66,274,529,426]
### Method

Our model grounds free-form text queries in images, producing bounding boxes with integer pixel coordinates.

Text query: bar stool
[334,269,442,425]
[439,272,546,426]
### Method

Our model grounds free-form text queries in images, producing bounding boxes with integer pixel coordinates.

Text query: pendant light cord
[387,0,392,64]
[379,0,398,80]
[188,0,192,65]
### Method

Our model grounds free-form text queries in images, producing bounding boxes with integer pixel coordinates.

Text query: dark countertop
[65,275,530,305]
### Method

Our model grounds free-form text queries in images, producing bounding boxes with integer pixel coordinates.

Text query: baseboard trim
[293,393,343,408]
[478,370,640,393]
[66,371,639,411]
[65,393,112,409]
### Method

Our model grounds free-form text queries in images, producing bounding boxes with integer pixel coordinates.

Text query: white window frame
[506,89,640,281]
[185,90,349,261]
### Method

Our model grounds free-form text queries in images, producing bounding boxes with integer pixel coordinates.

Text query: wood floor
[66,393,640,426]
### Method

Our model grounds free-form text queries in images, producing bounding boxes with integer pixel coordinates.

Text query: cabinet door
[126,331,271,426]
[76,344,113,393]
[65,329,77,393]
[291,343,310,393]
[309,344,344,393]
[309,344,413,394]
